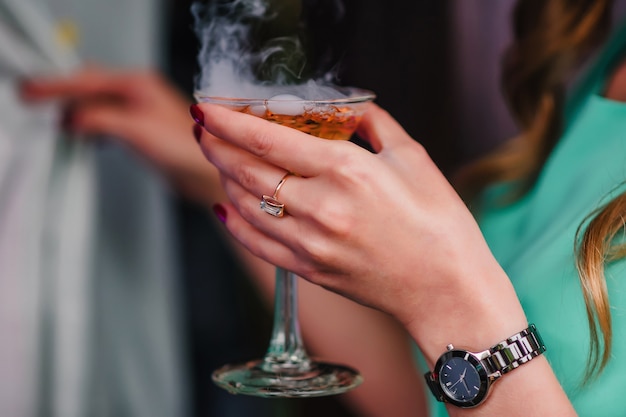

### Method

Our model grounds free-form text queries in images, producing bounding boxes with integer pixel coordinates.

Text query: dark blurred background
[163,1,517,416]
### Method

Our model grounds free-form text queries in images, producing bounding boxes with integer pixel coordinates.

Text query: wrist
[403,260,528,367]
[424,324,546,408]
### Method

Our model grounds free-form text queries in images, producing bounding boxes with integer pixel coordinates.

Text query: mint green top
[427,20,626,417]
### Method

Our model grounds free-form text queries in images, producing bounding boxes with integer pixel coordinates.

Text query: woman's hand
[21,66,223,205]
[193,102,529,362]
[194,103,578,417]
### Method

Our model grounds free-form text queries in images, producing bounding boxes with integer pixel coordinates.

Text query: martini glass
[195,87,375,398]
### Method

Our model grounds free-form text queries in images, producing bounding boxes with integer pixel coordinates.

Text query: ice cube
[248,104,267,116]
[266,94,305,116]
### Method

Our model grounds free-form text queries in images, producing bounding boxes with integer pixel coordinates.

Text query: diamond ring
[260,172,292,217]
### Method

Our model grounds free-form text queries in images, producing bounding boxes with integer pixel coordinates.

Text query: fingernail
[190,104,204,126]
[213,204,227,223]
[193,123,203,144]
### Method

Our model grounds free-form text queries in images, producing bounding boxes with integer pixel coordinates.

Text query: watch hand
[449,378,462,389]
[461,377,470,394]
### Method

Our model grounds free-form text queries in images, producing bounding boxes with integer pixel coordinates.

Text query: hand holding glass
[195,88,375,397]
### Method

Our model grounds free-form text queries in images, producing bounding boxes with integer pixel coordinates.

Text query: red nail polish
[190,104,204,126]
[193,123,203,144]
[213,204,227,223]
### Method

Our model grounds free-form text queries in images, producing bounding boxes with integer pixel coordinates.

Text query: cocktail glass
[195,88,375,397]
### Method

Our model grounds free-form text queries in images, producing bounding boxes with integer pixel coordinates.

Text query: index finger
[21,66,138,101]
[195,102,353,177]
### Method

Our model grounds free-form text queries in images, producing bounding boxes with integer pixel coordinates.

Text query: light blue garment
[425,18,626,417]
[0,0,187,416]
[0,2,93,416]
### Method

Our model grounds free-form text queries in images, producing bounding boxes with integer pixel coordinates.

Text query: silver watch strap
[480,324,546,377]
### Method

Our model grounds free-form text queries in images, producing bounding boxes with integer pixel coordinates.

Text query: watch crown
[446,344,454,351]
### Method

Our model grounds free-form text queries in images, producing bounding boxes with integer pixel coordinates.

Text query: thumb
[355,103,414,153]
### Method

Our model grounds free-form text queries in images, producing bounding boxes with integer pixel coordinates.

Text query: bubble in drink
[248,104,266,116]
[266,94,306,116]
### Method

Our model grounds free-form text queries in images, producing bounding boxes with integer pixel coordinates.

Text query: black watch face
[440,357,481,402]
[435,350,489,407]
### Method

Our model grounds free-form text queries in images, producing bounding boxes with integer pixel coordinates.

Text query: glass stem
[262,267,311,372]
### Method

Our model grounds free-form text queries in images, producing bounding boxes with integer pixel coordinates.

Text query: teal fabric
[427,19,626,417]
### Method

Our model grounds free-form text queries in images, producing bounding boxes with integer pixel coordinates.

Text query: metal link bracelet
[478,324,546,377]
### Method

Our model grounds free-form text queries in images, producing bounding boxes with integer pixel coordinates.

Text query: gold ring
[260,172,292,217]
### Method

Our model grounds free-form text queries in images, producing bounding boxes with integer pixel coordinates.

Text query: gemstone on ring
[260,172,292,218]
[260,195,285,217]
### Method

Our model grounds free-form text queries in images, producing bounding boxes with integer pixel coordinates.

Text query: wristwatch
[424,324,545,408]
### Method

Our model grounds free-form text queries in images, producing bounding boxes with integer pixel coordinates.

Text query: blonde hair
[455,0,617,380]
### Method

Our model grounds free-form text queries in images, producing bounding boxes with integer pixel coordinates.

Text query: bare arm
[228,241,427,417]
[299,281,427,417]
[194,102,578,416]
[22,66,428,417]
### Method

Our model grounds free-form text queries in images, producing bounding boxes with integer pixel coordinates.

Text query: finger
[21,66,138,102]
[198,123,312,209]
[68,101,141,139]
[195,103,354,177]
[220,174,342,284]
[22,67,104,99]
[215,200,303,273]
[220,175,356,291]
[356,103,414,152]
[220,171,309,233]
[221,174,291,238]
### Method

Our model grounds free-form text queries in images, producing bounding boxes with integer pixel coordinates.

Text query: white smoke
[192,0,346,100]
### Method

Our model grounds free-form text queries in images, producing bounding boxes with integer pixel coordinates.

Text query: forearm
[298,280,428,417]
[221,241,428,417]
[404,256,576,417]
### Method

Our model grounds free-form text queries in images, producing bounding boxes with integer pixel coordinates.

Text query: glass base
[212,359,363,398]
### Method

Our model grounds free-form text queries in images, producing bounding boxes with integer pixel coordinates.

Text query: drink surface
[239,105,361,140]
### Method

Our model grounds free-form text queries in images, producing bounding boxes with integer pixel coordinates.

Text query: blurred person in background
[0,0,190,415]
[1,0,281,415]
